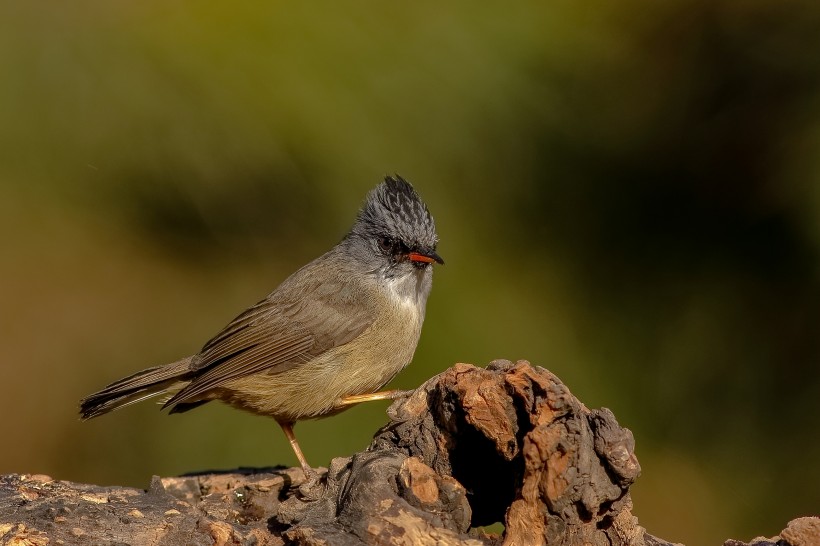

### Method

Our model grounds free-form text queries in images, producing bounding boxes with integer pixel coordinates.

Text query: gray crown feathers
[352,175,438,249]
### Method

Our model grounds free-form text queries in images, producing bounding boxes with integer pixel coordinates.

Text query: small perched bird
[80,176,443,477]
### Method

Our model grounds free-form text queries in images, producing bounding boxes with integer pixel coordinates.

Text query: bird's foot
[296,467,325,500]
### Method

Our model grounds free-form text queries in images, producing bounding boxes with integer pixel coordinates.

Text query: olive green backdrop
[2,2,819,544]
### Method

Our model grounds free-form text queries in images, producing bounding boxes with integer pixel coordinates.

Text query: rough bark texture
[723,517,820,546]
[0,360,814,545]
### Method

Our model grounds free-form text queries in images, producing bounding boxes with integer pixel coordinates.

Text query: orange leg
[278,421,312,477]
[338,389,412,407]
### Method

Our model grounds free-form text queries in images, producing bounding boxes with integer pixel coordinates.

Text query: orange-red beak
[408,251,445,265]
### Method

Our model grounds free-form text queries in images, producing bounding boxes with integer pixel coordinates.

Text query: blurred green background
[2,2,819,544]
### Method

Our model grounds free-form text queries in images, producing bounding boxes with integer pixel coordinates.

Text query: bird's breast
[329,278,425,394]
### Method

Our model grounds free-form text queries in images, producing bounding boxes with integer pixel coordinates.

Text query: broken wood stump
[1,360,808,545]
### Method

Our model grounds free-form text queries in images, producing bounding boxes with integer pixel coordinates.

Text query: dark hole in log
[445,402,522,527]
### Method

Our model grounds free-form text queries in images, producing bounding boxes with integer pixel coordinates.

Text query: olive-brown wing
[162,274,377,408]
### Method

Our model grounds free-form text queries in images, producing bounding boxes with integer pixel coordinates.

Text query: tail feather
[79,357,194,420]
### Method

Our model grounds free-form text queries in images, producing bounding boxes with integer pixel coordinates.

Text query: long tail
[79,357,194,420]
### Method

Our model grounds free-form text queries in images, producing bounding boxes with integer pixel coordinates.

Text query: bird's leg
[279,421,325,498]
[279,421,313,478]
[338,389,414,407]
[279,421,324,499]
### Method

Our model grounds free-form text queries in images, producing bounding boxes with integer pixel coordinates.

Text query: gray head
[342,176,443,280]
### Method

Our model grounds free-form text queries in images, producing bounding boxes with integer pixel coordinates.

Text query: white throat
[383,268,432,316]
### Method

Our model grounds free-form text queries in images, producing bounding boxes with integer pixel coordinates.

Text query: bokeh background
[2,2,819,544]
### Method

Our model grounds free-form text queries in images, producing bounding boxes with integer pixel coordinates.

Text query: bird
[79,175,443,479]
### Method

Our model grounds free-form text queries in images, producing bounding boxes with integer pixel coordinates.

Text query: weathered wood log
[0,361,813,545]
[723,518,820,546]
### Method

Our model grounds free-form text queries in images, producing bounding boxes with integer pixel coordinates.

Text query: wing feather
[163,258,377,409]
[196,298,281,358]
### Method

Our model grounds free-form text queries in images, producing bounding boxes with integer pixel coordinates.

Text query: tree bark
[0,360,814,545]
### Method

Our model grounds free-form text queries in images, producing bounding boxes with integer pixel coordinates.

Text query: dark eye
[378,237,392,253]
